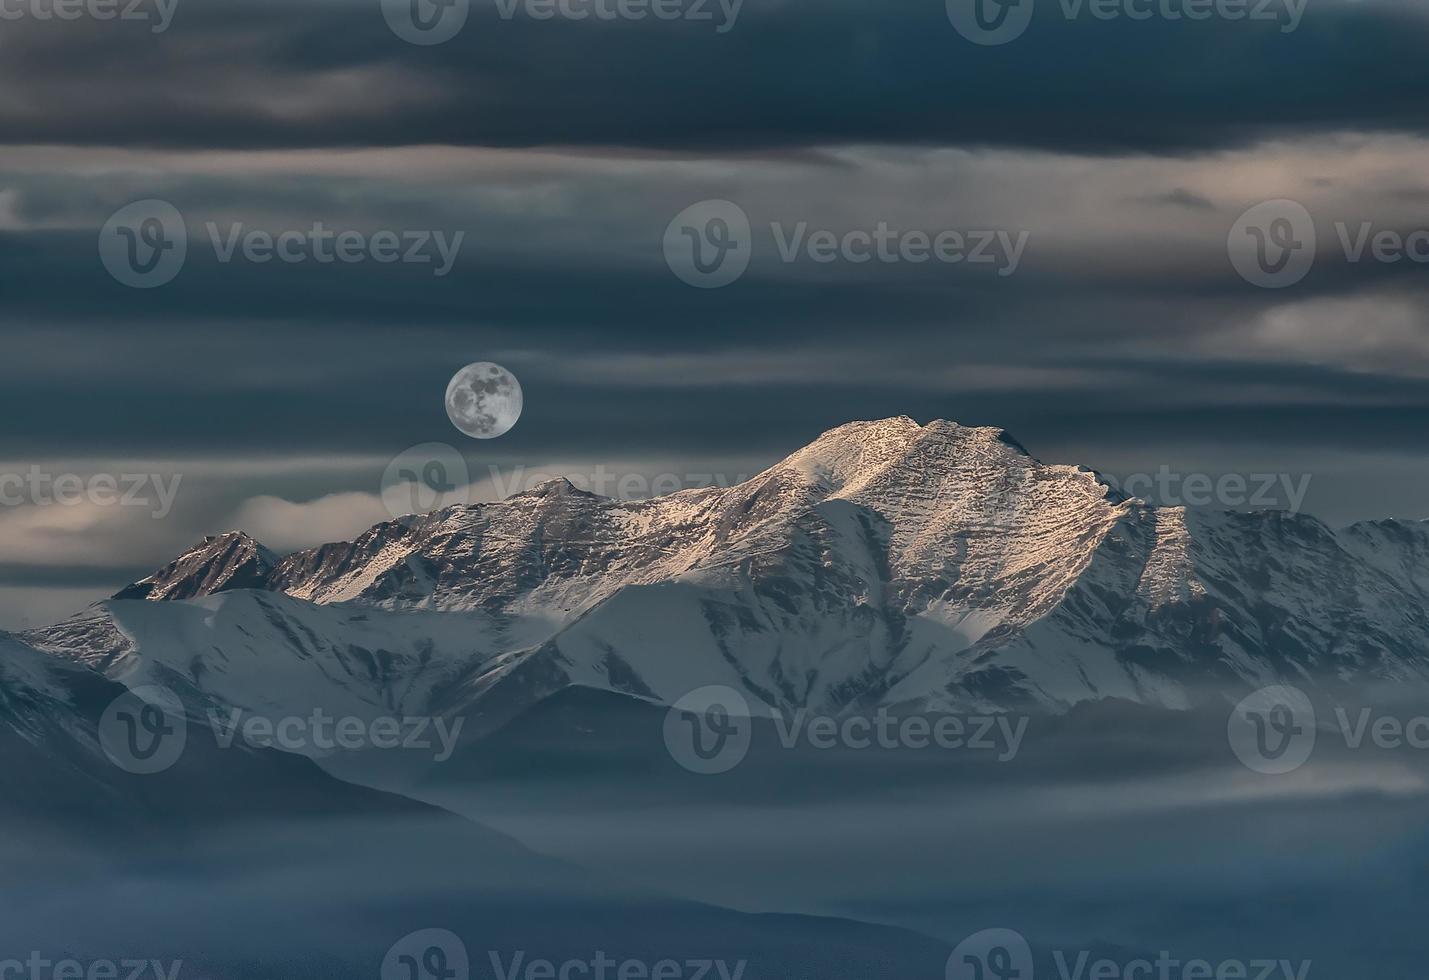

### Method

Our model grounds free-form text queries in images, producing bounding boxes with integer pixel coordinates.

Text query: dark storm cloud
[4,0,1429,627]
[2,139,1429,462]
[1,0,1428,154]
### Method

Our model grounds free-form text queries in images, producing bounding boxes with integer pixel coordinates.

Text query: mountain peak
[114,530,281,602]
[770,416,1039,498]
[809,415,924,447]
[512,476,598,501]
[801,416,1034,456]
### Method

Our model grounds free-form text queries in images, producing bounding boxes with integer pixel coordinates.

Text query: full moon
[444,362,523,439]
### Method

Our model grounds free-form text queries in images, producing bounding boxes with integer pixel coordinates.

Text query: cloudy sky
[2,0,1429,627]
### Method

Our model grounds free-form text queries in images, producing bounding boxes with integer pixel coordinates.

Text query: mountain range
[0,599,951,978]
[11,414,1429,974]
[23,416,1429,743]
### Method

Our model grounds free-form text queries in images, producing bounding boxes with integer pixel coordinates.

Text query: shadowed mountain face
[39,417,1429,737]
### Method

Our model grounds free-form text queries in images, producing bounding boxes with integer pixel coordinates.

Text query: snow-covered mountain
[0,631,123,823]
[27,417,1429,736]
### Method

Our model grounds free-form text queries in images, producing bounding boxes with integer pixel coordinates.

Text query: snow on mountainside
[27,417,1429,728]
[0,632,93,746]
[38,589,522,729]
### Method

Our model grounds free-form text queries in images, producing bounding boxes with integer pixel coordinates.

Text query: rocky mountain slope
[26,418,1429,735]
